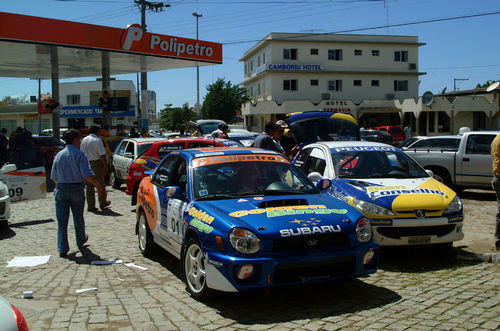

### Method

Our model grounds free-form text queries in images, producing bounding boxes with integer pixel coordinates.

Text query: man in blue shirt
[51,129,103,258]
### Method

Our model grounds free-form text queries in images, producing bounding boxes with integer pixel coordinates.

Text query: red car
[126,137,237,204]
[373,126,405,143]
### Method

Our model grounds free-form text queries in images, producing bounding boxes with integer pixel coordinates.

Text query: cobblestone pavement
[0,187,499,330]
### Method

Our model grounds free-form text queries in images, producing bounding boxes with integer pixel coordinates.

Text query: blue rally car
[136,147,378,299]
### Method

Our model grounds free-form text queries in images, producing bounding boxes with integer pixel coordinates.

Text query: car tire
[182,237,210,300]
[137,211,159,256]
[111,168,121,189]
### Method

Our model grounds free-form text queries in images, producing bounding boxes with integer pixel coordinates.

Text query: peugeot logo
[306,239,319,246]
[414,210,427,219]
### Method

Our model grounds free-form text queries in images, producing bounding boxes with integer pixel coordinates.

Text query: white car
[0,163,47,226]
[294,141,464,247]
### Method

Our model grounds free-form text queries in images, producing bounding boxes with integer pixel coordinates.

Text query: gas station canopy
[0,12,223,79]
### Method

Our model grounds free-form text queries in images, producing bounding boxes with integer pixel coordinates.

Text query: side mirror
[164,186,185,200]
[0,164,17,173]
[308,172,323,183]
[316,178,331,190]
[425,169,434,177]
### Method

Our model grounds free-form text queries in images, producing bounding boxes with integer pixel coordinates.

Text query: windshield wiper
[196,194,238,201]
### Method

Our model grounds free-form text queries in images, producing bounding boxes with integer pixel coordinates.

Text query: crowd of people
[0,126,37,168]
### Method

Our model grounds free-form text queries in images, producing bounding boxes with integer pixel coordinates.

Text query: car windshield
[330,146,429,179]
[290,117,359,143]
[199,122,223,135]
[192,155,318,200]
[33,136,64,146]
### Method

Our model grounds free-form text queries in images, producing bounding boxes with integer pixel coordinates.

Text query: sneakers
[59,252,68,258]
[87,207,98,212]
[78,234,89,250]
[100,201,111,210]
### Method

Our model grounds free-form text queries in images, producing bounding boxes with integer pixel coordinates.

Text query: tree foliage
[201,78,249,123]
[159,103,196,131]
[476,80,499,88]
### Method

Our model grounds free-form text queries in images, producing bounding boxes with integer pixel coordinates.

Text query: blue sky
[1,0,499,109]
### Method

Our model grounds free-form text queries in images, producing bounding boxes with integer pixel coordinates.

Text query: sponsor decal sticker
[229,205,348,218]
[188,207,214,224]
[190,218,214,234]
[333,146,398,153]
[192,154,289,167]
[370,219,393,226]
[448,216,464,223]
[366,185,448,200]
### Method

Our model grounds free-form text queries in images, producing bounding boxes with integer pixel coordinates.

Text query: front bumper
[204,245,379,292]
[371,216,464,246]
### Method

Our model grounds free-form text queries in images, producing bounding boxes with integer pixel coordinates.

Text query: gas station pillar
[101,52,111,129]
[50,46,60,139]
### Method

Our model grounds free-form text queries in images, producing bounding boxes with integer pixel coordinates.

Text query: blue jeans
[55,183,86,253]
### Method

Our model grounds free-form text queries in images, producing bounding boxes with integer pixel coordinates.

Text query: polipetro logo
[121,24,143,51]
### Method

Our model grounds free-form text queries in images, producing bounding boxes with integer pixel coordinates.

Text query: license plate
[408,236,431,245]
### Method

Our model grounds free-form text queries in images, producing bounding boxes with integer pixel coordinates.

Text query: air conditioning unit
[321,92,330,100]
[385,93,395,99]
[409,63,416,70]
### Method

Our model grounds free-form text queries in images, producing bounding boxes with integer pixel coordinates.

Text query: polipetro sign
[121,24,216,59]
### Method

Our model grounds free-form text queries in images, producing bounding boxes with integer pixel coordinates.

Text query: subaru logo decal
[414,209,426,219]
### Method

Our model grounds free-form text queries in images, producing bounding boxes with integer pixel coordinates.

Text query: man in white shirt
[80,125,110,211]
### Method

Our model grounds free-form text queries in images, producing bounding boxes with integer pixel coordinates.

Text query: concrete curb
[457,252,500,263]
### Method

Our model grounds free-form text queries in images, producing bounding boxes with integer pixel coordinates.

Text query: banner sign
[60,105,136,118]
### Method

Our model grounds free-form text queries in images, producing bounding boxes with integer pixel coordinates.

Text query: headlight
[229,228,261,254]
[353,198,395,216]
[444,196,462,214]
[356,217,372,242]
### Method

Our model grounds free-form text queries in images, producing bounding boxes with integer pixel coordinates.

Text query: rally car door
[156,155,187,256]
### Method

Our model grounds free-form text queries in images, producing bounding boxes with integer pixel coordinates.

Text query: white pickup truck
[403,131,500,190]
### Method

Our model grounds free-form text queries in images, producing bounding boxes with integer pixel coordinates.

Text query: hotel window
[394,80,408,91]
[310,79,319,86]
[310,48,319,55]
[394,50,408,62]
[283,79,298,91]
[250,60,253,71]
[371,80,379,86]
[262,52,266,64]
[258,84,261,95]
[66,94,80,105]
[250,86,254,97]
[354,80,362,86]
[257,56,261,67]
[354,49,362,56]
[283,48,298,60]
[328,49,342,61]
[328,80,342,91]
[372,50,379,56]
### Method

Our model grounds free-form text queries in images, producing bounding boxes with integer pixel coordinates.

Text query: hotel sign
[320,100,357,116]
[256,63,323,74]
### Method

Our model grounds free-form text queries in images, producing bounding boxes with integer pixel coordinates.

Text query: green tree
[201,78,249,123]
[476,80,499,88]
[159,103,196,131]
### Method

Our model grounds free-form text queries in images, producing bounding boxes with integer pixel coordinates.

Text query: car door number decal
[9,187,23,197]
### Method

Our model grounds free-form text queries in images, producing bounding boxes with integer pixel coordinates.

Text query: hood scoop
[258,198,308,208]
[347,180,372,189]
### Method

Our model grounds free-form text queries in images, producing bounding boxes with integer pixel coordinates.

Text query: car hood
[329,177,456,212]
[194,193,363,238]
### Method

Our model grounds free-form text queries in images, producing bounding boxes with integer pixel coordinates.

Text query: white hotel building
[240,33,426,132]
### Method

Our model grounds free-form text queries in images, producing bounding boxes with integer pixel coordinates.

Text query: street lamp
[193,12,202,119]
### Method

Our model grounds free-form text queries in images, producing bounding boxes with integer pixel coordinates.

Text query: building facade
[59,79,138,129]
[239,33,425,131]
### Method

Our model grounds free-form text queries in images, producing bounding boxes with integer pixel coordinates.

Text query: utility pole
[134,0,170,131]
[193,12,202,120]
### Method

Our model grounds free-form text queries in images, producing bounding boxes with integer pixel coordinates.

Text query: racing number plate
[408,236,431,245]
